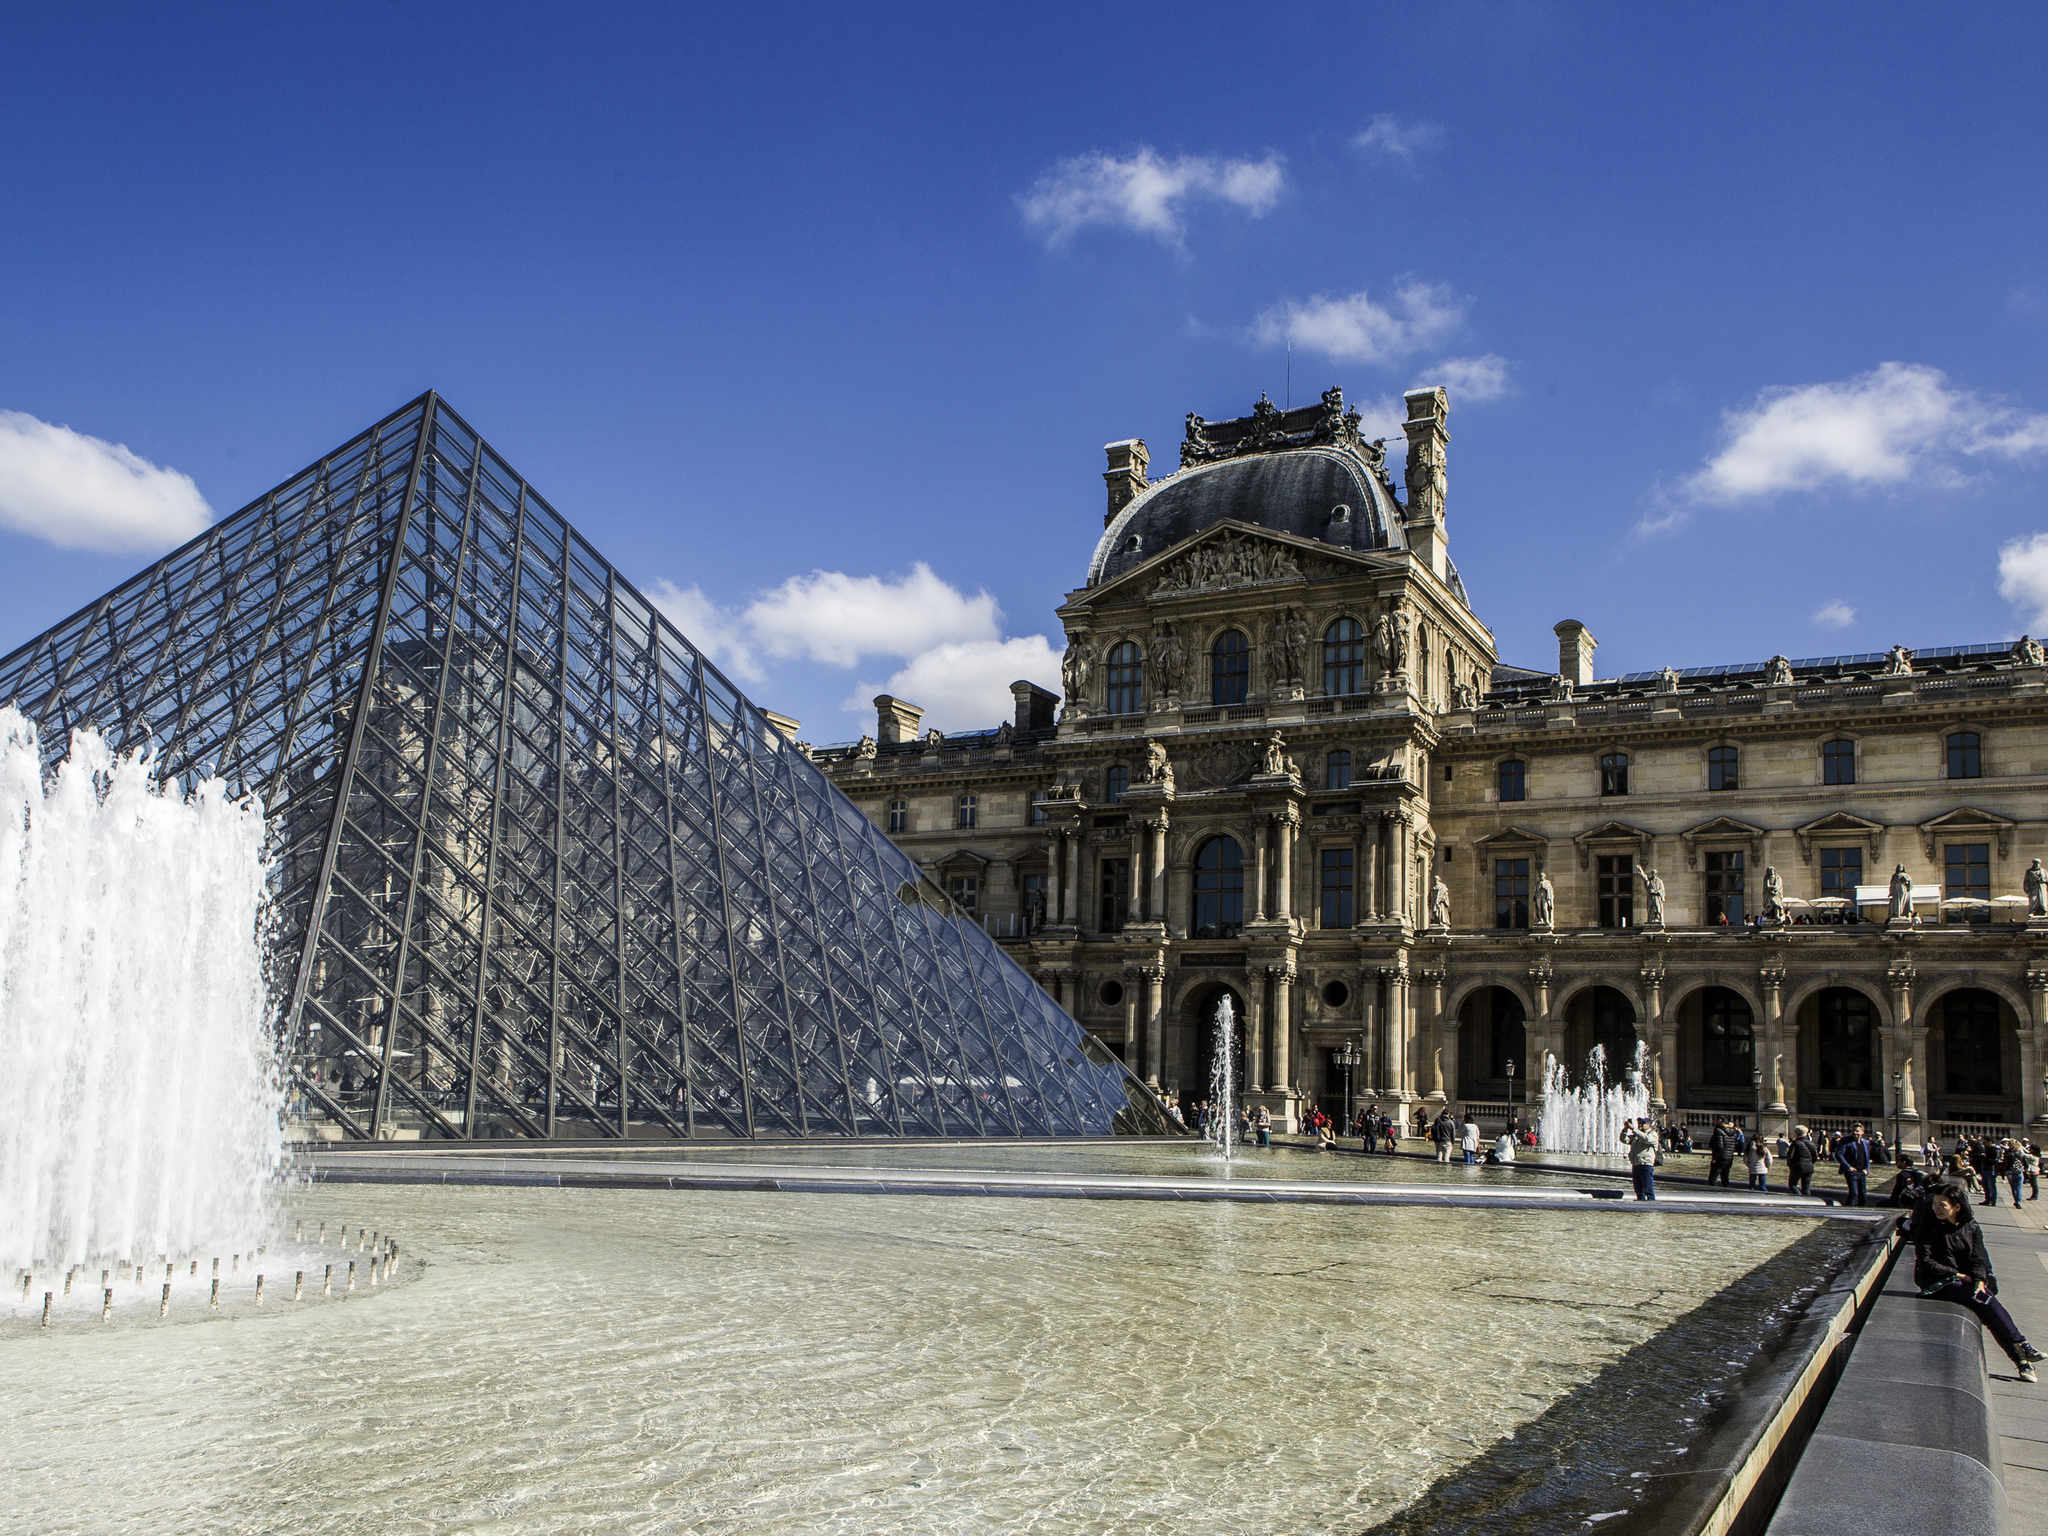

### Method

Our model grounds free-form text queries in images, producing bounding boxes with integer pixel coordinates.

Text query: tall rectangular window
[1497,759,1525,802]
[1021,872,1048,929]
[1494,857,1530,929]
[887,799,907,834]
[1599,752,1629,796]
[1818,846,1862,922]
[1707,745,1738,791]
[956,793,977,829]
[1821,738,1856,785]
[1947,731,1982,779]
[1945,842,1990,923]
[1325,750,1353,790]
[1704,849,1745,924]
[948,874,979,914]
[1098,858,1129,934]
[1320,847,1355,929]
[1322,618,1365,696]
[1105,642,1144,715]
[1596,854,1634,928]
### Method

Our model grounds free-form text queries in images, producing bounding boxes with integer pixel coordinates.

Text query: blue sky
[3,2,2045,737]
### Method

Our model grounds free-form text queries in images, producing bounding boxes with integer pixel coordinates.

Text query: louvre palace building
[815,386,2048,1142]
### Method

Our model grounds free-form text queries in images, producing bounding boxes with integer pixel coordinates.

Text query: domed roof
[1088,444,1404,587]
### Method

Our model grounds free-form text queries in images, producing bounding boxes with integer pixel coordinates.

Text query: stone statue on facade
[1148,621,1185,701]
[1887,862,1915,921]
[1638,865,1666,927]
[2020,635,2046,667]
[1429,875,1451,931]
[1659,665,1681,693]
[1142,738,1173,789]
[1554,674,1575,702]
[1532,870,1555,931]
[1450,680,1477,711]
[1766,655,1794,686]
[1180,412,1219,469]
[1884,644,1914,677]
[2027,857,2047,917]
[1762,864,1786,923]
[854,735,876,759]
[1262,730,1294,778]
[1372,604,1406,677]
[1061,640,1091,707]
[1024,886,1047,933]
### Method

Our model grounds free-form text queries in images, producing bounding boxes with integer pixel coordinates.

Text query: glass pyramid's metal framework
[0,393,1172,1140]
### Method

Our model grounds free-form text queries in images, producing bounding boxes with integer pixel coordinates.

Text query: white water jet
[1208,995,1237,1160]
[1539,1041,1651,1157]
[0,707,281,1273]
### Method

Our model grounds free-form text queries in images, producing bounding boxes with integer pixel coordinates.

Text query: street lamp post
[1891,1070,1902,1164]
[1751,1066,1763,1135]
[1505,1059,1518,1131]
[1335,1037,1359,1128]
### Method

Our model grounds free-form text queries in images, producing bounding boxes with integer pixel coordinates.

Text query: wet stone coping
[303,1153,1890,1220]
[1765,1241,2010,1535]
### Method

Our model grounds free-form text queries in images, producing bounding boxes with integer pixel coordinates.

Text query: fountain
[0,707,281,1275]
[1539,1040,1651,1156]
[1208,994,1237,1159]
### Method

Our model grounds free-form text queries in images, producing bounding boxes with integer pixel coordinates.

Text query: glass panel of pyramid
[0,393,1176,1140]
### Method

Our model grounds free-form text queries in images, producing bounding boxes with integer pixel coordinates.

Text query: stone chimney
[873,694,924,746]
[1401,387,1449,581]
[1010,680,1059,734]
[1554,620,1598,687]
[760,709,802,743]
[1103,439,1149,525]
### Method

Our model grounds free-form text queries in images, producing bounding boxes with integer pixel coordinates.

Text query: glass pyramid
[0,393,1174,1140]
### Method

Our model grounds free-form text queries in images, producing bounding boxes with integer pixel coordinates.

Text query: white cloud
[1997,533,2048,630]
[0,410,212,553]
[1352,114,1444,165]
[1253,281,1464,366]
[648,580,764,683]
[1418,354,1512,403]
[1687,362,2048,504]
[1812,600,1857,629]
[1018,147,1284,249]
[743,562,999,668]
[850,636,1062,734]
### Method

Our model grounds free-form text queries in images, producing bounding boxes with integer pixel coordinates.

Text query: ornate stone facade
[817,387,2048,1141]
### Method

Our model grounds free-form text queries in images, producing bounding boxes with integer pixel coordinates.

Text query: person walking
[1707,1119,1737,1187]
[1910,1180,2045,1382]
[1460,1114,1481,1166]
[2025,1141,2041,1202]
[1432,1110,1456,1164]
[1971,1137,2001,1207]
[2000,1140,2025,1207]
[1623,1118,1659,1201]
[1836,1122,1872,1207]
[1746,1134,1774,1192]
[1786,1125,1818,1197]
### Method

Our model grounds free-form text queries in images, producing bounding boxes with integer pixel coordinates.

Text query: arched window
[1103,763,1129,804]
[1497,758,1526,802]
[1708,744,1739,791]
[1210,629,1250,705]
[1821,738,1856,785]
[1700,988,1756,1088]
[1322,618,1365,696]
[1191,835,1245,937]
[1599,751,1630,796]
[1325,749,1353,790]
[1105,641,1144,714]
[1946,730,1982,779]
[1418,641,1431,701]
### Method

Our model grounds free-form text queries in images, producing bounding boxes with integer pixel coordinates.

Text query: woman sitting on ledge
[1910,1180,2045,1383]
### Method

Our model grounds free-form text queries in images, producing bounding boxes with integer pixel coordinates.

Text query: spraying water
[1539,1041,1651,1156]
[1208,995,1237,1160]
[0,707,281,1273]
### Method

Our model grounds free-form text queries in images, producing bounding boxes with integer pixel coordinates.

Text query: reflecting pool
[0,1179,1860,1535]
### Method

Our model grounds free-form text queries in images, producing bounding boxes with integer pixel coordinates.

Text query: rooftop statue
[1884,644,1914,677]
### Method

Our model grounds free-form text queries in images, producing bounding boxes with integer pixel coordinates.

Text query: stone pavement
[1981,1191,2048,1533]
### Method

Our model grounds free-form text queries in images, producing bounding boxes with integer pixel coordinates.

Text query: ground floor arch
[1560,984,1641,1086]
[1456,985,1527,1108]
[1179,981,1249,1114]
[1674,984,1758,1112]
[1792,984,1883,1119]
[1925,986,2024,1125]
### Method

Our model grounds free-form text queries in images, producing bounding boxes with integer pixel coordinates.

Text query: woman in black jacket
[1910,1181,2044,1381]
[1785,1126,1818,1197]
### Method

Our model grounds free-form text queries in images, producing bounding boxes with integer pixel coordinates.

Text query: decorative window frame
[1204,622,1255,705]
[1595,744,1633,797]
[1473,825,1548,918]
[1938,720,1989,780]
[1493,754,1529,804]
[1572,819,1654,870]
[1792,810,1884,865]
[1917,806,2015,861]
[1816,733,1861,787]
[1704,738,1741,792]
[1679,814,1765,870]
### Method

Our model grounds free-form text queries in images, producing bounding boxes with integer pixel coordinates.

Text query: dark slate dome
[1087,445,1404,587]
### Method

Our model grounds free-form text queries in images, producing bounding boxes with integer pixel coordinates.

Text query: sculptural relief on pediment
[1148,532,1311,598]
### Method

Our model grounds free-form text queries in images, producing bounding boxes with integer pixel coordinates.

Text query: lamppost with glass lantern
[1505,1059,1518,1131]
[1891,1070,1903,1163]
[1335,1037,1360,1128]
[1751,1066,1763,1134]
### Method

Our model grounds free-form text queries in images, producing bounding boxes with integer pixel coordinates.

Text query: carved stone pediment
[1680,815,1766,868]
[1063,519,1386,614]
[1917,806,2016,859]
[1474,824,1549,851]
[1148,530,1307,597]
[1793,811,1885,863]
[1571,819,1654,869]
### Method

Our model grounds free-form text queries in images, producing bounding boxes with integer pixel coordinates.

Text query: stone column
[1122,973,1140,1072]
[1268,965,1294,1092]
[2029,965,2048,1126]
[1143,964,1166,1089]
[1252,819,1270,921]
[1363,814,1382,921]
[1126,833,1144,928]
[1760,964,1787,1115]
[1148,813,1170,929]
[1421,966,1451,1104]
[1246,974,1267,1091]
[1065,833,1082,929]
[1529,957,1555,1083]
[1273,812,1296,922]
[1386,964,1410,1102]
[1641,965,1668,1111]
[1048,831,1068,925]
[1359,966,1381,1095]
[1393,813,1411,925]
[1887,959,1922,1135]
